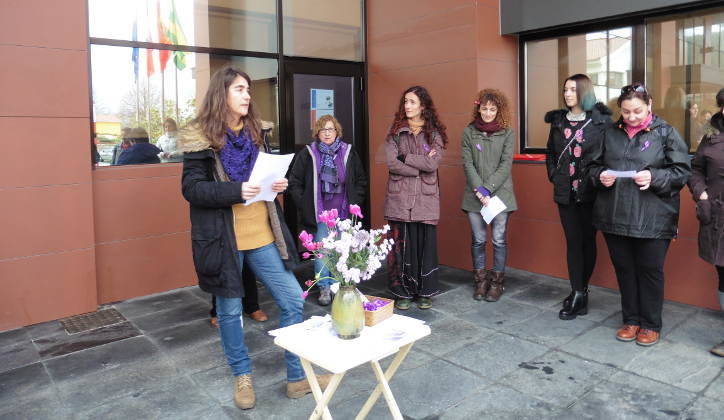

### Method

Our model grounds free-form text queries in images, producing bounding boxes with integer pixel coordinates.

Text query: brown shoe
[210,317,219,328]
[616,324,640,342]
[287,374,332,399]
[636,329,660,346]
[710,341,724,357]
[234,374,255,409]
[484,271,505,302]
[473,269,490,301]
[246,309,268,322]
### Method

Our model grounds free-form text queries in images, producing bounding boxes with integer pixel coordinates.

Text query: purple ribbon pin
[422,143,430,153]
[641,140,650,151]
[475,144,482,151]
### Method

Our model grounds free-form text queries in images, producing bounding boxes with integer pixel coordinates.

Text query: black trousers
[604,233,670,331]
[209,264,261,317]
[557,202,597,291]
[715,266,724,293]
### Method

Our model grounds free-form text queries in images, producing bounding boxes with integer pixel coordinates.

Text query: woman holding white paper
[588,83,690,347]
[179,65,328,410]
[461,89,517,302]
[545,74,612,320]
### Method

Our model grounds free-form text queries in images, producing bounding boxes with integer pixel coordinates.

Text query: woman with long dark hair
[688,87,724,356]
[589,83,690,346]
[179,66,328,410]
[462,89,517,303]
[545,74,612,319]
[384,86,447,310]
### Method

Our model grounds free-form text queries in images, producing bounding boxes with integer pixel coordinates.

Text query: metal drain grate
[60,308,127,334]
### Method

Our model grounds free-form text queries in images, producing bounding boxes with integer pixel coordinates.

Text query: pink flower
[305,279,313,287]
[564,128,572,139]
[299,230,313,244]
[569,164,575,176]
[573,145,582,158]
[301,291,309,299]
[302,252,311,259]
[349,204,364,219]
[572,179,579,190]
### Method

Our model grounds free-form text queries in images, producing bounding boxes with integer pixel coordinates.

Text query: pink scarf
[624,113,653,139]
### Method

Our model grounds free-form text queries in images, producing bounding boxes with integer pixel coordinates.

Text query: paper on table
[480,195,507,224]
[244,152,295,205]
[606,170,636,178]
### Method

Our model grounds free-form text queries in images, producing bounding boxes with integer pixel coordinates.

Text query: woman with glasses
[688,87,724,357]
[384,86,447,310]
[545,74,613,319]
[288,115,368,306]
[589,83,690,346]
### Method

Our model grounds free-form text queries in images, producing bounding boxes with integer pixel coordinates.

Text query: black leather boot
[562,291,574,308]
[559,290,588,320]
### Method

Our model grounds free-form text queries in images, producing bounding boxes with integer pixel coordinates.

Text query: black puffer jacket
[588,115,691,239]
[545,103,612,205]
[180,128,299,298]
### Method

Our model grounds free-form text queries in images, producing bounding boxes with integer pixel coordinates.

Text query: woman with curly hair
[385,86,447,310]
[461,89,517,302]
[545,74,612,320]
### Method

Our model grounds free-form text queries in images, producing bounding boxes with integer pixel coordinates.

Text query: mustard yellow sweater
[232,201,274,250]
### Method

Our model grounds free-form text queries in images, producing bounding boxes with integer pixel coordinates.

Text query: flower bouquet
[299,205,394,338]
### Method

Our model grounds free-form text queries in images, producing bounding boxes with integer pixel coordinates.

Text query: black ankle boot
[562,291,574,308]
[559,290,588,320]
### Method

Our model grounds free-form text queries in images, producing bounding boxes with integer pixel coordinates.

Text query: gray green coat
[461,125,518,213]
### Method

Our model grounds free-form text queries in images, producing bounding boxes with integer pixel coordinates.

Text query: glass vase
[330,284,364,339]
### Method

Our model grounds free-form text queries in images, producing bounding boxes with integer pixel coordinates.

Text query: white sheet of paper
[245,152,295,205]
[480,196,507,224]
[607,170,636,178]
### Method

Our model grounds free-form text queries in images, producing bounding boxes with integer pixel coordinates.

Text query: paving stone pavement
[1,265,723,419]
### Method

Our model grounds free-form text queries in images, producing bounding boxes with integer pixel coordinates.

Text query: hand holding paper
[480,196,507,223]
[245,152,295,205]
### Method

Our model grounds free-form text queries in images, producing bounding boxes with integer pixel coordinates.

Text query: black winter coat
[180,132,299,298]
[688,112,724,265]
[545,103,612,205]
[288,142,368,233]
[588,115,691,239]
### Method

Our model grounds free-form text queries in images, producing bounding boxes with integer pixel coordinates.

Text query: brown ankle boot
[485,271,505,302]
[473,269,490,301]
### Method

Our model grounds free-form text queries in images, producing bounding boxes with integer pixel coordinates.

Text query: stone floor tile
[602,301,699,338]
[498,308,597,347]
[443,332,549,380]
[35,322,141,359]
[507,280,572,309]
[578,287,622,322]
[129,299,211,333]
[395,306,449,324]
[704,371,724,402]
[114,289,203,319]
[457,299,544,330]
[0,340,39,374]
[75,377,221,420]
[666,308,724,350]
[439,384,562,419]
[23,319,67,341]
[562,325,651,368]
[680,396,724,420]
[0,328,30,348]
[0,363,54,406]
[625,340,722,392]
[415,316,495,356]
[498,350,616,407]
[437,264,472,287]
[427,286,489,316]
[0,393,69,420]
[146,318,221,352]
[165,339,227,375]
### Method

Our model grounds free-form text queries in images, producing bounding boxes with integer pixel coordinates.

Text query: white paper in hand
[480,196,507,224]
[245,152,295,205]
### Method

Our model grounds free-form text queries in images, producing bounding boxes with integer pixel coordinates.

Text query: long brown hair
[388,86,448,148]
[191,66,262,150]
[469,89,511,129]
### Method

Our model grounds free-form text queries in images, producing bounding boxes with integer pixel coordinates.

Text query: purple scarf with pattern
[219,128,259,182]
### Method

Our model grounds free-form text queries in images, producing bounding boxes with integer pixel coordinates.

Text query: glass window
[646,7,724,152]
[282,0,364,61]
[90,45,279,166]
[524,28,632,148]
[88,0,278,53]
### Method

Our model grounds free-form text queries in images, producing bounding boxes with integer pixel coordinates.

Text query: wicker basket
[363,295,394,326]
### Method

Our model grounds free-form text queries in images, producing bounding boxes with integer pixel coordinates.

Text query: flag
[166,0,187,70]
[157,0,171,72]
[131,20,139,80]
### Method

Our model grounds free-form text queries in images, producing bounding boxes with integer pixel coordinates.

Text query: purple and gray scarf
[219,128,259,182]
[317,138,344,198]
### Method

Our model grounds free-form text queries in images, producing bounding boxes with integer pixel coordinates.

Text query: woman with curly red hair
[461,89,517,302]
[384,86,447,310]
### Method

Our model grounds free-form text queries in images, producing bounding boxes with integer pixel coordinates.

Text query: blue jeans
[313,222,334,288]
[215,243,305,382]
[467,211,509,272]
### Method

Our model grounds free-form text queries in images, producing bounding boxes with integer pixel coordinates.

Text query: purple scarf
[317,138,344,197]
[219,128,259,182]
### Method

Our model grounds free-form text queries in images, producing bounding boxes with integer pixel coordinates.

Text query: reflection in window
[524,28,632,148]
[90,45,279,165]
[647,7,724,152]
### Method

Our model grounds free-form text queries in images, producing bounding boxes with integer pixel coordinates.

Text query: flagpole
[175,67,179,122]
